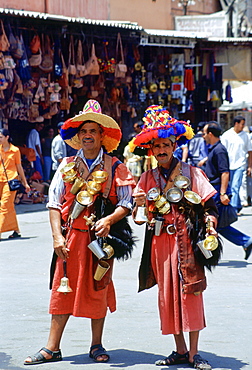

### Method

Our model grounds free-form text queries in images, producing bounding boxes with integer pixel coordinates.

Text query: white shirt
[27,129,41,157]
[221,128,252,170]
[47,148,133,211]
[51,134,67,171]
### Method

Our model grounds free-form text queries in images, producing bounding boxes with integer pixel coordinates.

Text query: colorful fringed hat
[61,100,122,153]
[129,105,194,152]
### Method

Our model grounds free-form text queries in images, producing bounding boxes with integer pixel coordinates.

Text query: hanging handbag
[29,49,42,67]
[0,153,21,191]
[84,43,100,76]
[0,20,10,52]
[115,33,127,79]
[98,42,116,73]
[39,34,54,73]
[58,52,69,88]
[30,34,41,54]
[68,35,76,76]
[76,39,87,77]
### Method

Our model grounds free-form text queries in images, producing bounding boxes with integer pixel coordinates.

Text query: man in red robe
[24,100,135,365]
[132,105,219,370]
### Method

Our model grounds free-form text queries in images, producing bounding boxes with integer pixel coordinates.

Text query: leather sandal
[155,350,189,366]
[189,354,212,370]
[24,347,62,365]
[8,231,21,239]
[89,344,110,363]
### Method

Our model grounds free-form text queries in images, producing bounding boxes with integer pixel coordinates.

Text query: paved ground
[0,202,252,370]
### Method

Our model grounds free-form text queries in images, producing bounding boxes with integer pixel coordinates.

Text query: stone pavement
[0,202,252,370]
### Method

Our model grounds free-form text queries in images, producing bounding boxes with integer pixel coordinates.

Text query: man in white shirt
[51,122,67,175]
[27,122,44,179]
[221,115,252,214]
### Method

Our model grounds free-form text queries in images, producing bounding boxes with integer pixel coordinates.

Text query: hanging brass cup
[92,170,109,183]
[184,190,202,205]
[94,260,110,281]
[60,162,76,174]
[103,243,114,259]
[86,180,102,195]
[146,187,160,201]
[135,205,148,223]
[71,191,93,220]
[203,235,218,251]
[70,177,86,195]
[62,171,77,183]
[166,187,183,203]
[155,195,167,209]
[173,175,191,189]
[158,202,171,214]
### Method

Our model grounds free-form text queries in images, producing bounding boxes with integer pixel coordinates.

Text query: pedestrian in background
[41,125,54,183]
[27,122,44,180]
[51,122,67,176]
[203,122,252,260]
[0,129,30,240]
[221,115,252,215]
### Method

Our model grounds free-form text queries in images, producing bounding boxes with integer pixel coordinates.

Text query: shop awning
[140,28,208,48]
[0,8,143,30]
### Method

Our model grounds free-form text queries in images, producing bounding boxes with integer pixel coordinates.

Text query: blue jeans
[212,183,252,248]
[43,156,52,182]
[33,156,44,181]
[229,166,245,212]
[217,226,252,248]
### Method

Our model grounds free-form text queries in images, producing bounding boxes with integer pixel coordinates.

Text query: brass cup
[62,171,77,183]
[103,243,114,259]
[86,180,102,195]
[94,260,110,281]
[174,175,191,189]
[76,190,93,206]
[166,187,183,203]
[60,162,76,174]
[155,195,167,209]
[184,190,202,205]
[158,202,171,215]
[146,187,160,201]
[70,177,85,195]
[92,170,109,183]
[203,235,218,251]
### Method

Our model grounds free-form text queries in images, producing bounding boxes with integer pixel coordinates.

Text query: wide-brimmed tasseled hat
[60,100,122,153]
[129,105,194,152]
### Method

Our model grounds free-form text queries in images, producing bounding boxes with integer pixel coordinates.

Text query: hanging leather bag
[84,43,100,76]
[115,33,127,78]
[68,35,76,76]
[39,34,54,73]
[0,20,10,52]
[76,39,87,77]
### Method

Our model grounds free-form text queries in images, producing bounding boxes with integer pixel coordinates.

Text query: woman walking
[0,129,30,240]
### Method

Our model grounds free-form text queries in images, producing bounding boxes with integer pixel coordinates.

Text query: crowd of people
[1,101,252,370]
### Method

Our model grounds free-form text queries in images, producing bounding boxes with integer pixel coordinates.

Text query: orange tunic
[49,155,135,319]
[0,144,21,233]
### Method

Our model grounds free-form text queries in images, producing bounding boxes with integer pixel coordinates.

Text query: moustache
[82,138,94,143]
[157,153,168,157]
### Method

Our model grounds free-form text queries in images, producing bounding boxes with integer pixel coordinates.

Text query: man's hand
[53,234,69,261]
[95,216,112,238]
[247,166,252,177]
[133,188,146,206]
[220,193,230,205]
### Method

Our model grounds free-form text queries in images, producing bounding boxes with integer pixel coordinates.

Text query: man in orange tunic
[24,100,135,365]
[132,106,218,370]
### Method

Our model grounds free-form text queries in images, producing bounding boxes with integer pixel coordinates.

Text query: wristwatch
[220,193,226,196]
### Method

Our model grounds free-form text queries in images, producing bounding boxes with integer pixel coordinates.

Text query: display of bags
[39,34,54,73]
[0,20,10,52]
[115,33,127,78]
[84,43,100,76]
